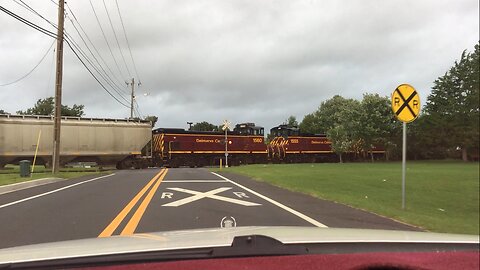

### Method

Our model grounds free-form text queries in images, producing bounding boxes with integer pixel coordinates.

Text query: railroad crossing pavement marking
[210,172,328,228]
[161,187,261,207]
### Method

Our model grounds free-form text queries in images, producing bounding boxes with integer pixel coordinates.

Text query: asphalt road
[0,168,419,249]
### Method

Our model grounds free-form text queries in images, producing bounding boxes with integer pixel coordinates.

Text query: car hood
[0,226,478,264]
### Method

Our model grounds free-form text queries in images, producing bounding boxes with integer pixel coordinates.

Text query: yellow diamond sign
[391,84,421,123]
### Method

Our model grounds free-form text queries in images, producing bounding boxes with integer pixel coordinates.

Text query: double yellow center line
[99,168,168,237]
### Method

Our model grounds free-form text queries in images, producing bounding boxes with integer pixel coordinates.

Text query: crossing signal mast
[222,120,231,168]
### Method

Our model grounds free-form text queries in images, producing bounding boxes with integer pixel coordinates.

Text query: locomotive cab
[233,123,264,136]
[270,124,299,138]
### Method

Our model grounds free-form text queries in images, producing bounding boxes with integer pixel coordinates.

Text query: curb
[0,177,65,195]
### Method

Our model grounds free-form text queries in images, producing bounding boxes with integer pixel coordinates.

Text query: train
[0,114,385,169]
[0,114,152,169]
[152,123,268,167]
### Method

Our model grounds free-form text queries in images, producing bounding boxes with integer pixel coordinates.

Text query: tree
[285,115,298,127]
[17,97,85,117]
[191,121,220,132]
[0,109,8,114]
[299,113,318,134]
[357,93,398,161]
[424,43,479,161]
[327,125,354,163]
[299,95,359,134]
[144,115,158,127]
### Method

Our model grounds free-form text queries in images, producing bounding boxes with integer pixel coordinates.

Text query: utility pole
[52,0,65,174]
[130,78,135,119]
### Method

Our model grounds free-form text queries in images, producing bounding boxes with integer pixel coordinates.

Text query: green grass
[214,161,479,235]
[0,165,112,186]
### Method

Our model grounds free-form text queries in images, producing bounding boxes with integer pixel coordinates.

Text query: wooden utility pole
[130,78,135,119]
[52,0,65,174]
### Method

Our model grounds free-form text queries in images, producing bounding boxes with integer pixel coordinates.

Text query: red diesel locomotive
[152,123,267,167]
[151,123,385,167]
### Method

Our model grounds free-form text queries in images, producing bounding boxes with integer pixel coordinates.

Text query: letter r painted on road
[233,192,249,198]
[161,192,173,199]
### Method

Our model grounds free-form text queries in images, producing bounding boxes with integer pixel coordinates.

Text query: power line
[88,0,126,81]
[12,1,131,102]
[65,10,129,96]
[0,40,55,86]
[13,0,58,30]
[115,0,141,83]
[65,39,131,108]
[0,5,57,39]
[65,2,127,94]
[0,5,131,109]
[102,0,131,78]
[134,99,143,119]
[45,45,55,97]
[63,33,131,105]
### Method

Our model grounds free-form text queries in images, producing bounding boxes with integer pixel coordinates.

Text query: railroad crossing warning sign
[391,84,421,123]
[222,120,231,131]
[161,187,261,207]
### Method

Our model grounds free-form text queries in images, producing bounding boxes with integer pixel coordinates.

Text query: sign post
[222,120,231,168]
[391,84,421,210]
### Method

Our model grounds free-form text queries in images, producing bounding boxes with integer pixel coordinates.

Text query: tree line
[297,43,479,162]
[1,97,159,127]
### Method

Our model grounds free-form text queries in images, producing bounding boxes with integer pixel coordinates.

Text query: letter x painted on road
[394,88,418,118]
[161,187,261,207]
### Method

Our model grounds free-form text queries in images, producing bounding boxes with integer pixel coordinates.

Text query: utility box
[19,160,31,177]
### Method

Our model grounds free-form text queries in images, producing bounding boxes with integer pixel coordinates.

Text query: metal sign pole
[402,122,407,209]
[225,128,228,168]
[222,120,231,168]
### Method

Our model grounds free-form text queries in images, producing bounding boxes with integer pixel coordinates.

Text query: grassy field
[216,161,479,235]
[0,165,112,186]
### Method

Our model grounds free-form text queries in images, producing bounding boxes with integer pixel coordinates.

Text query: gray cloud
[1,0,478,130]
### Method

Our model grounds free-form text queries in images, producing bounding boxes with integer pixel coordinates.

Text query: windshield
[0,0,478,253]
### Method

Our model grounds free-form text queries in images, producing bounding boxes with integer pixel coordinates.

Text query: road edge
[214,170,425,232]
[0,177,67,195]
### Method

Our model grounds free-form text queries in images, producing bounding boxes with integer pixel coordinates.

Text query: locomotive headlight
[228,140,232,144]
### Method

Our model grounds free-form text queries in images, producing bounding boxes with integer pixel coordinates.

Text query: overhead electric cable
[88,0,126,80]
[13,0,58,30]
[64,33,131,104]
[66,13,129,96]
[65,2,127,93]
[102,0,131,78]
[0,5,131,109]
[8,1,128,98]
[0,5,57,39]
[134,99,143,119]
[65,39,131,108]
[0,40,55,86]
[115,0,141,82]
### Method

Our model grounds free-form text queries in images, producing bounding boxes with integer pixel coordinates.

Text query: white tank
[0,114,152,167]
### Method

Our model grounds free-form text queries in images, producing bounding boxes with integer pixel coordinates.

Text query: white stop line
[162,187,261,207]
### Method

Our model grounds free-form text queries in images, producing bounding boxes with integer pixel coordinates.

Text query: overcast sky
[0,0,478,130]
